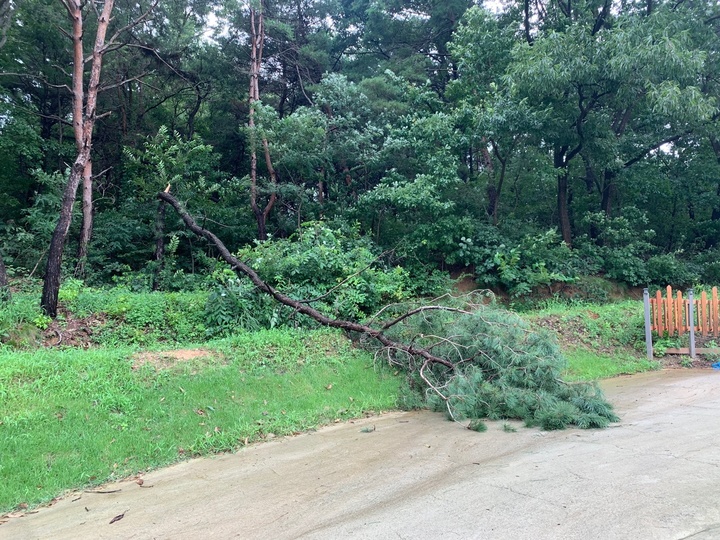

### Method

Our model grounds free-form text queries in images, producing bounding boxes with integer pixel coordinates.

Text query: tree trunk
[0,249,10,302]
[41,0,115,317]
[557,171,573,247]
[708,138,720,230]
[41,160,86,317]
[248,6,277,241]
[75,159,93,277]
[554,147,573,247]
[600,170,615,217]
[152,199,166,290]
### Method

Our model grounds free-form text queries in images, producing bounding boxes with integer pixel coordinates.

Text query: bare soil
[130,348,213,371]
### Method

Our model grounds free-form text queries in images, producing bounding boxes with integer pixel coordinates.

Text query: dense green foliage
[0,1,704,502]
[1,0,719,296]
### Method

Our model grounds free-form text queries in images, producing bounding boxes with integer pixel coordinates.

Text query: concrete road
[2,369,719,540]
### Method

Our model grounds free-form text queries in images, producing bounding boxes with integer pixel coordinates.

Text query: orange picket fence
[649,286,719,337]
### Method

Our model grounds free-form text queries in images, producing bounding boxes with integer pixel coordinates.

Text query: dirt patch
[660,355,716,369]
[41,312,106,348]
[532,312,620,355]
[131,348,214,370]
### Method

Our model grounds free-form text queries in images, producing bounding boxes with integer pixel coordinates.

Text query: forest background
[6,0,716,513]
[1,0,720,310]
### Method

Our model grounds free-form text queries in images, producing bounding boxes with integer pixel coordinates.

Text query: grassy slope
[525,300,660,381]
[0,329,399,513]
[0,286,663,514]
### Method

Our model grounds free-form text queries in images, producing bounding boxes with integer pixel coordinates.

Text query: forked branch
[158,191,456,372]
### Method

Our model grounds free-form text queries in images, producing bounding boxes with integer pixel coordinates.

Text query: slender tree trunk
[42,160,87,316]
[75,159,93,277]
[248,6,277,241]
[485,142,506,226]
[708,138,720,235]
[557,172,573,247]
[41,0,115,317]
[152,200,166,290]
[0,249,10,302]
[554,147,573,247]
[600,170,615,217]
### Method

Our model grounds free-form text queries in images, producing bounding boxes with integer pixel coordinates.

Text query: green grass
[563,348,659,381]
[523,299,661,381]
[0,328,400,513]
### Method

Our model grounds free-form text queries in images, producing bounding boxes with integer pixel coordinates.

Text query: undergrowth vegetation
[526,299,660,380]
[0,277,664,515]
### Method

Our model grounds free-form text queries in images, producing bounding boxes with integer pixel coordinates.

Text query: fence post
[688,289,696,359]
[643,288,653,360]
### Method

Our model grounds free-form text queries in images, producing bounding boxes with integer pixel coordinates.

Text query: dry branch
[157,191,456,372]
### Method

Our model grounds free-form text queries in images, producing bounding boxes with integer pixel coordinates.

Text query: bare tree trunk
[557,172,573,247]
[75,159,93,277]
[553,148,573,247]
[152,200,166,290]
[708,138,720,219]
[0,0,12,49]
[41,0,114,317]
[42,160,86,316]
[249,5,277,241]
[0,249,10,302]
[40,0,156,316]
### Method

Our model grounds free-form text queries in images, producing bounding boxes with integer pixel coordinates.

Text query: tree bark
[75,159,93,277]
[709,138,720,224]
[554,147,573,247]
[557,171,573,247]
[42,161,86,316]
[152,199,166,290]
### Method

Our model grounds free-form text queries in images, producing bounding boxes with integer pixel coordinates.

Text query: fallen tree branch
[158,191,456,372]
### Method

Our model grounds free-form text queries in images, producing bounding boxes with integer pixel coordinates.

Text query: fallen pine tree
[159,191,619,430]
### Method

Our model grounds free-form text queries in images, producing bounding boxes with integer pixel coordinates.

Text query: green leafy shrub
[493,230,577,296]
[578,210,655,286]
[236,221,412,320]
[645,254,698,286]
[204,271,283,336]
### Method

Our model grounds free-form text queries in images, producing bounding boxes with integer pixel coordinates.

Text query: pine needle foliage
[377,295,619,430]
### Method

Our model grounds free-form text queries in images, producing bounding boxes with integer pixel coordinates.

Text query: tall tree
[41,0,156,317]
[248,3,278,241]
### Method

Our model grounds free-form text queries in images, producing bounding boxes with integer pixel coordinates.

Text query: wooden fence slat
[712,287,719,338]
[676,291,684,334]
[666,286,675,335]
[650,298,658,332]
[650,286,720,341]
